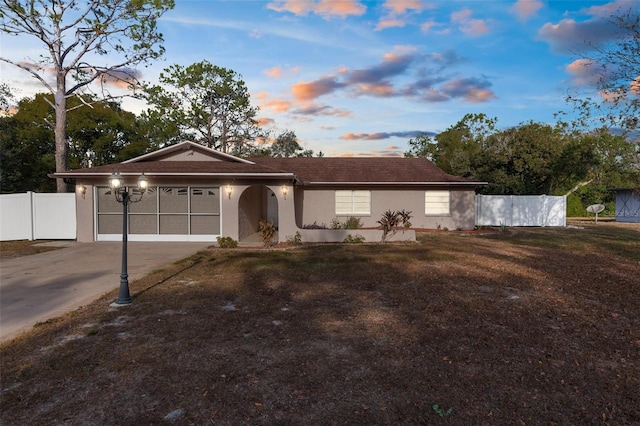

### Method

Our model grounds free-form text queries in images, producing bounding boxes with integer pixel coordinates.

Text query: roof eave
[305,181,488,186]
[52,172,296,179]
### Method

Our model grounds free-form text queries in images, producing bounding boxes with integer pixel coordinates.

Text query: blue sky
[1,0,638,156]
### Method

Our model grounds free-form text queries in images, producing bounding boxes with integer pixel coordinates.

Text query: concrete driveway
[0,241,209,343]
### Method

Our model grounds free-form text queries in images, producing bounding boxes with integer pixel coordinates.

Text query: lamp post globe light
[108,171,148,306]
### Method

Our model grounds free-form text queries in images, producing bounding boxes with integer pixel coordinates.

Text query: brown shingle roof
[250,157,481,185]
[55,161,292,177]
[55,156,484,186]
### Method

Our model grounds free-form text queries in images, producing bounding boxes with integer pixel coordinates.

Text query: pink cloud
[343,132,386,140]
[264,67,283,78]
[438,77,496,102]
[316,0,366,17]
[376,18,406,31]
[99,68,142,88]
[288,45,494,105]
[267,0,366,18]
[463,87,497,103]
[256,91,294,112]
[461,19,489,36]
[292,46,418,101]
[583,0,637,17]
[565,59,603,86]
[566,59,640,101]
[292,103,352,117]
[377,0,436,32]
[598,90,625,103]
[631,76,640,95]
[356,82,396,97]
[450,8,489,36]
[261,99,294,113]
[292,76,345,101]
[510,0,544,21]
[342,149,403,157]
[256,117,275,127]
[341,131,426,140]
[382,0,427,14]
[538,4,631,53]
[264,66,301,78]
[420,20,442,33]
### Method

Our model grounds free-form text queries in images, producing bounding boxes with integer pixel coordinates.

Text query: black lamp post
[108,171,148,305]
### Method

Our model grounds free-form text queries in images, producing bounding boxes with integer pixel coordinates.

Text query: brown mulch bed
[1,223,639,425]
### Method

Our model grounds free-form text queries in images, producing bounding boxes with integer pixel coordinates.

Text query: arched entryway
[238,185,279,243]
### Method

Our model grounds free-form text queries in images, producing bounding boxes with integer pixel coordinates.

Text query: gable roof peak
[122,141,255,164]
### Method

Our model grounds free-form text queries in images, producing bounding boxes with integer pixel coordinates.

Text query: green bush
[330,216,364,230]
[343,234,366,243]
[216,236,238,249]
[566,193,584,217]
[286,231,302,245]
[343,216,363,229]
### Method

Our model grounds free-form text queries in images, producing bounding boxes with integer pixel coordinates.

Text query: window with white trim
[335,190,371,215]
[425,190,450,215]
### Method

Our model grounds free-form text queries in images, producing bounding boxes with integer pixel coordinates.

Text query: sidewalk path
[0,241,209,343]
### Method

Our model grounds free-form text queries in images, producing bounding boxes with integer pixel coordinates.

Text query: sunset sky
[1,0,637,156]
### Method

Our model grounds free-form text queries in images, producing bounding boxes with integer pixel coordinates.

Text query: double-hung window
[335,190,371,215]
[425,190,450,215]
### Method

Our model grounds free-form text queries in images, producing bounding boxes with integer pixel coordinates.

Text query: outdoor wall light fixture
[77,184,87,198]
[108,171,149,306]
[281,185,289,200]
[225,184,232,199]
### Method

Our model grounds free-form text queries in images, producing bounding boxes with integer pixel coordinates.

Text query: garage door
[96,186,221,241]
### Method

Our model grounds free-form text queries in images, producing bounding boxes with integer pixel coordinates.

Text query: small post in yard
[108,171,148,306]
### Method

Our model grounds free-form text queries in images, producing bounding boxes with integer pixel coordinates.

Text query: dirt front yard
[1,223,639,425]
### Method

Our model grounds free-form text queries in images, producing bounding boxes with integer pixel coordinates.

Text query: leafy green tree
[136,108,182,151]
[405,113,497,178]
[0,118,56,192]
[141,61,264,154]
[563,8,640,136]
[1,0,174,192]
[0,97,55,192]
[405,113,638,205]
[564,129,640,209]
[269,130,314,157]
[404,133,437,160]
[66,97,149,167]
[477,122,566,194]
[0,93,146,191]
[0,83,16,114]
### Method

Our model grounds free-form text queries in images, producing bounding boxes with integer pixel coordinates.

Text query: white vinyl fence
[476,194,566,227]
[0,192,76,241]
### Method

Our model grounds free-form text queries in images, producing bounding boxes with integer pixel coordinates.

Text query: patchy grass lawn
[1,224,639,425]
[0,240,60,260]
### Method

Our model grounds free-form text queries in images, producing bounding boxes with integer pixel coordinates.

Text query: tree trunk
[565,179,593,197]
[55,76,68,193]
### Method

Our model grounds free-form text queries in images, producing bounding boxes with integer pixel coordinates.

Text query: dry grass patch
[1,226,639,425]
[0,240,61,259]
